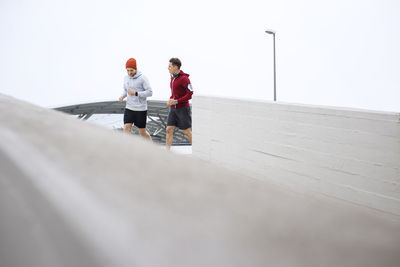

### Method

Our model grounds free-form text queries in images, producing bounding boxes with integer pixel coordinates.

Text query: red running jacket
[170,70,193,108]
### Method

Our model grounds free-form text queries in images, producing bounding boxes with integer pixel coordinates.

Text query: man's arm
[137,76,153,98]
[176,78,193,103]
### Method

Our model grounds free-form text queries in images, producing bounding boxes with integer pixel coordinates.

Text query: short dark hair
[169,58,182,69]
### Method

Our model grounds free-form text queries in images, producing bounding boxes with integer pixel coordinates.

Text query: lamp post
[265,29,276,101]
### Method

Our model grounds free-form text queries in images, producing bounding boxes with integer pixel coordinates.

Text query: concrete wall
[2,93,400,267]
[193,96,400,216]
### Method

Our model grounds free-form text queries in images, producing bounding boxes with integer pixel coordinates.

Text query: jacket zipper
[172,77,176,108]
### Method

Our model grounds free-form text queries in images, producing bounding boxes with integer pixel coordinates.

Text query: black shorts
[123,109,147,128]
[167,106,192,130]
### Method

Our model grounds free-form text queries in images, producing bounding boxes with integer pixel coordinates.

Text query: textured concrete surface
[193,95,400,216]
[1,93,400,267]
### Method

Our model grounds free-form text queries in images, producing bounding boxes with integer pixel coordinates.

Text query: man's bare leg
[166,126,175,149]
[182,128,192,145]
[124,123,133,134]
[138,128,152,141]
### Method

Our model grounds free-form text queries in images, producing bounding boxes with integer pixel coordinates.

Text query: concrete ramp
[1,93,400,267]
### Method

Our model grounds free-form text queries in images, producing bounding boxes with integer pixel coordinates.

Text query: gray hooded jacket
[121,71,153,111]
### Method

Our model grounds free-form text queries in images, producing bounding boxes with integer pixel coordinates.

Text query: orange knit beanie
[126,58,137,69]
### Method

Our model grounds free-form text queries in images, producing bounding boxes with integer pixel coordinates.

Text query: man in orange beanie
[119,58,153,140]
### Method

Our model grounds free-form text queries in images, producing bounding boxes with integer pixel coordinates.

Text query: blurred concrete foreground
[0,93,399,267]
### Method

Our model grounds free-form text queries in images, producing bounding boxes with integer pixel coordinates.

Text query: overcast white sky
[1,0,399,112]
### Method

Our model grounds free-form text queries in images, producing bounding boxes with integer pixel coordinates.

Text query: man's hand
[167,99,177,107]
[127,88,136,96]
[119,96,125,102]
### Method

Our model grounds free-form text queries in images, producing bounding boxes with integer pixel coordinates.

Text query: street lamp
[265,29,276,101]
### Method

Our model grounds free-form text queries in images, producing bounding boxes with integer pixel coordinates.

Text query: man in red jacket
[166,58,193,149]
